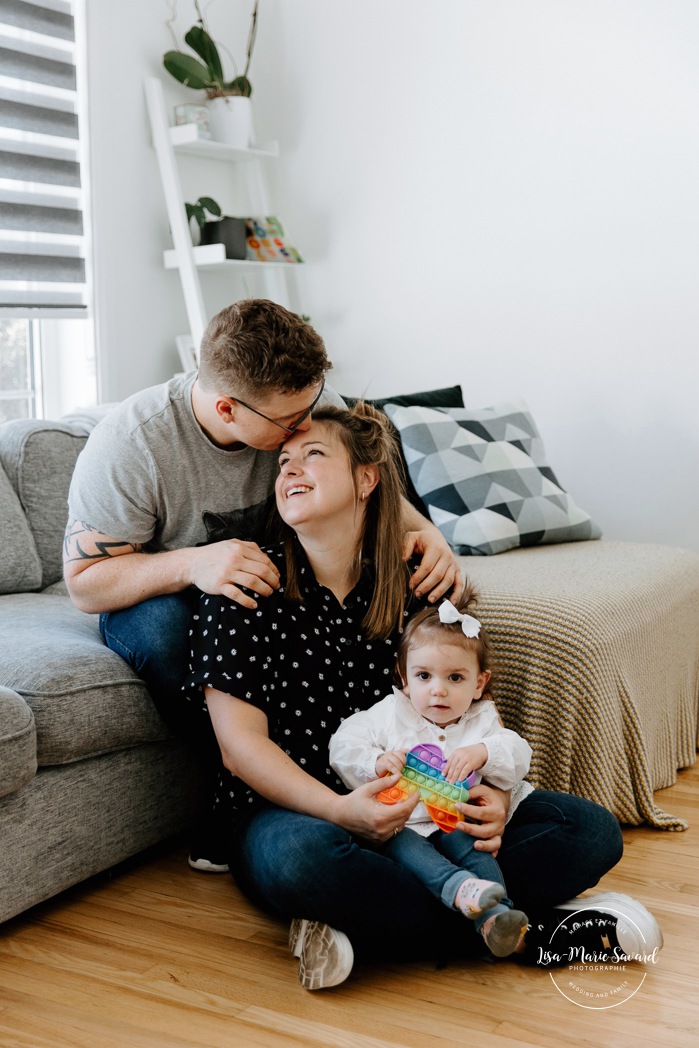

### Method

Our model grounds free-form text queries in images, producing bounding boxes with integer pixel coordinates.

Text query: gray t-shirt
[68,372,343,552]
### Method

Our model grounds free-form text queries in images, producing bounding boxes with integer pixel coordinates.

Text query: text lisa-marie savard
[537,946,660,966]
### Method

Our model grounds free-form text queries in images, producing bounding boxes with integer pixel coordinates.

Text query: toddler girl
[329,594,532,958]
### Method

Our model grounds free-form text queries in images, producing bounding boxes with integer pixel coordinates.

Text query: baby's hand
[444,744,488,784]
[376,750,407,778]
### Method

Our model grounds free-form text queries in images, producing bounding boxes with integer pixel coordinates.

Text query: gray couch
[0,417,206,925]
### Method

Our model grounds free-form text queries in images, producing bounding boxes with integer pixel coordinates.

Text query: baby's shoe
[455,877,505,918]
[481,909,529,958]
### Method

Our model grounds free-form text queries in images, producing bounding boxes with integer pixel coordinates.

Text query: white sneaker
[288,918,354,990]
[554,892,663,959]
[187,854,230,874]
[289,917,306,958]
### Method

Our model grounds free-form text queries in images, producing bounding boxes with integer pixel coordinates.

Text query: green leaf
[198,197,221,217]
[184,25,224,83]
[185,202,205,229]
[163,51,213,90]
[185,197,222,230]
[226,75,253,97]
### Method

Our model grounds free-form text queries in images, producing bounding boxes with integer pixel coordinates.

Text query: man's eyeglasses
[228,377,325,438]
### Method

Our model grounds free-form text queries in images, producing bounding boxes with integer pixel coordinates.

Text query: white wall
[86,0,699,551]
[86,0,187,396]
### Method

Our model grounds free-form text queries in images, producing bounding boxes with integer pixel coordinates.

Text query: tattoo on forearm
[63,520,142,563]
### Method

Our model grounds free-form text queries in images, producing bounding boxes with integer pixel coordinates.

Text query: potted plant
[185,196,248,259]
[163,0,259,148]
[185,195,222,236]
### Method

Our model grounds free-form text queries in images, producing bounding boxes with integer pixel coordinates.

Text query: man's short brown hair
[198,299,331,400]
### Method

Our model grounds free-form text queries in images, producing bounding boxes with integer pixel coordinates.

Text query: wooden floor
[1,763,698,1048]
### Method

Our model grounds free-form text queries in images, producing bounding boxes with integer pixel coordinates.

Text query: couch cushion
[342,386,465,516]
[385,399,601,555]
[0,463,42,594]
[0,418,93,588]
[0,593,171,766]
[366,385,465,412]
[0,686,37,798]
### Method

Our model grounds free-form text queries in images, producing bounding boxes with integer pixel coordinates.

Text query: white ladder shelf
[144,76,301,358]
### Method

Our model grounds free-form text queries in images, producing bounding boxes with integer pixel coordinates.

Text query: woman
[184,402,656,990]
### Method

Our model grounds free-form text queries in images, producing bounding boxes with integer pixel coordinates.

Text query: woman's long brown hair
[281,402,411,639]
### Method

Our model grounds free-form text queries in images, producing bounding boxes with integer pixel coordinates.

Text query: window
[0,316,39,421]
[0,0,95,419]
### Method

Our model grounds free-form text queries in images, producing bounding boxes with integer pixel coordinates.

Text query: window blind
[0,0,87,315]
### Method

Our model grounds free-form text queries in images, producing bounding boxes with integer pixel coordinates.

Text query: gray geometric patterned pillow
[384,400,601,555]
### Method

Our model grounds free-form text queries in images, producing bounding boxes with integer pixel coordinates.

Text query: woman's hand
[333,775,420,843]
[453,783,509,857]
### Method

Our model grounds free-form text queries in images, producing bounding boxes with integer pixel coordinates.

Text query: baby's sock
[480,909,529,958]
[454,877,505,918]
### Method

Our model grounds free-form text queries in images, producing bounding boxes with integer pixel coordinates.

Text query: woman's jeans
[231,791,623,961]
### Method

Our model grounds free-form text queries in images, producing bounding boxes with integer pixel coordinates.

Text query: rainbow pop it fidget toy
[377,744,477,832]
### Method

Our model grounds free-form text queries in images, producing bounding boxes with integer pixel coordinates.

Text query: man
[63,299,462,868]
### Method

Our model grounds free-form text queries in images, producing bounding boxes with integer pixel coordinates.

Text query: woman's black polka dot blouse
[184,541,416,826]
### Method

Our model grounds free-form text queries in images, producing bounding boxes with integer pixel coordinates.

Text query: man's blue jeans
[230,791,623,961]
[99,591,215,751]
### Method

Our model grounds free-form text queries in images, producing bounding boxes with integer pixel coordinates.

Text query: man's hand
[63,518,280,614]
[453,783,509,857]
[188,539,280,608]
[403,527,463,603]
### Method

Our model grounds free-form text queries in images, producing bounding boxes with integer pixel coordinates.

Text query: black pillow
[340,386,464,515]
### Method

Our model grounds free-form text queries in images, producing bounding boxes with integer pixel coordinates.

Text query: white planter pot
[207,96,253,149]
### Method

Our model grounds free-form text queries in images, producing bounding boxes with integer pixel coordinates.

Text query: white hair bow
[438,600,481,638]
